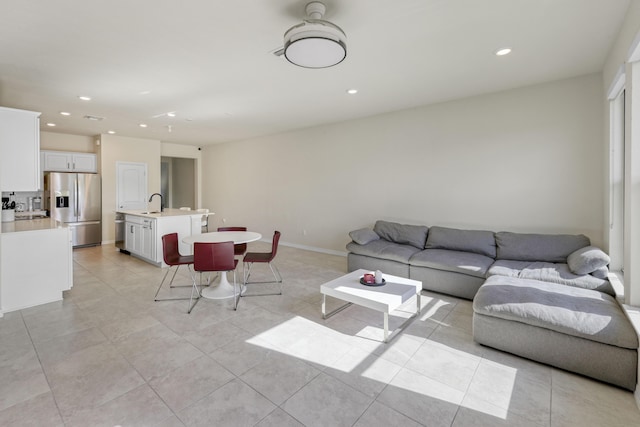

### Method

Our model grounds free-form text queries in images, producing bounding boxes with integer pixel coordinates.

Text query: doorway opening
[161,157,196,209]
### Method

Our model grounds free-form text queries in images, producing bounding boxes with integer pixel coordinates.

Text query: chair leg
[243,262,252,286]
[168,265,192,288]
[154,265,193,302]
[187,267,202,314]
[241,261,283,297]
[270,262,283,295]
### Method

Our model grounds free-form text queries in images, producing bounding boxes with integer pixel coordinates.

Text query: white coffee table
[320,269,422,342]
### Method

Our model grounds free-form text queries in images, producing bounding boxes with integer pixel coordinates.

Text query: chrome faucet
[148,193,164,212]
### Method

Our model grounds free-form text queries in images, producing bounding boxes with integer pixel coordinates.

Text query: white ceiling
[0,0,631,146]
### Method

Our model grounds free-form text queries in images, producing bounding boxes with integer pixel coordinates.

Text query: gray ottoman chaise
[474,275,638,391]
[346,220,638,390]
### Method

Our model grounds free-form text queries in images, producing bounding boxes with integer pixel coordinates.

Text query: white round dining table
[182,231,262,299]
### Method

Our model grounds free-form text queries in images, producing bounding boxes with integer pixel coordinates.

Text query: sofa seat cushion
[346,240,421,264]
[495,232,590,263]
[487,260,615,296]
[409,249,494,279]
[474,276,638,349]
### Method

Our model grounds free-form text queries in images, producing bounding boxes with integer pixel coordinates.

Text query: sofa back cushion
[566,246,610,275]
[373,220,429,249]
[349,228,380,245]
[495,232,590,263]
[425,226,496,258]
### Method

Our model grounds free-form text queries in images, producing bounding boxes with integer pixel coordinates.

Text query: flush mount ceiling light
[495,47,512,56]
[282,1,346,69]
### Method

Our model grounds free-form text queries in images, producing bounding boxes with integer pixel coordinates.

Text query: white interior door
[116,161,147,210]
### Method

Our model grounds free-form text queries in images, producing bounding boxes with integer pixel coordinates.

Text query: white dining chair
[197,208,213,233]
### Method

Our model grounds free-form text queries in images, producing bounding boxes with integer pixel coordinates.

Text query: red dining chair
[154,233,197,310]
[217,226,248,256]
[193,241,240,310]
[241,231,282,301]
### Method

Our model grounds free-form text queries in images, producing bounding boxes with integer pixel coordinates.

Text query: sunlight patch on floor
[245,314,517,420]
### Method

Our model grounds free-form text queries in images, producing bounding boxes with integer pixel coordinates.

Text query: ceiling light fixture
[139,123,148,128]
[107,130,116,134]
[283,1,346,69]
[78,96,92,101]
[495,47,512,56]
[346,89,358,94]
[60,111,71,116]
[167,112,176,118]
[46,123,56,127]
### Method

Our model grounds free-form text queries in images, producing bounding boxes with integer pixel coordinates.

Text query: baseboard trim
[270,239,347,257]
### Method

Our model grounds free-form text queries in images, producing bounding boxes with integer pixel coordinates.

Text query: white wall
[99,134,162,243]
[161,142,202,208]
[202,73,604,253]
[40,132,95,153]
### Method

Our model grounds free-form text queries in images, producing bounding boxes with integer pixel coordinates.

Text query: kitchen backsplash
[1,191,43,212]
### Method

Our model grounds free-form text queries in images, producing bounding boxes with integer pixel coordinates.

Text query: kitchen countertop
[1,217,67,233]
[117,208,209,218]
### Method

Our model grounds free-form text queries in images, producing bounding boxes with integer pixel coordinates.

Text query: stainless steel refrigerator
[44,172,102,247]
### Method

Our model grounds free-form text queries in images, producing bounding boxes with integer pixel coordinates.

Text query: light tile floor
[1,242,639,426]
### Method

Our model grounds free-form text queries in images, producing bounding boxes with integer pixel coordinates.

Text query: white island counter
[117,209,212,266]
[0,218,72,314]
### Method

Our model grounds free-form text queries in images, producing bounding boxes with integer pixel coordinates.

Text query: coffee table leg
[321,294,352,320]
[322,294,326,318]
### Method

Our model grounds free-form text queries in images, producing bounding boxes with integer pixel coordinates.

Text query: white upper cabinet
[41,150,97,173]
[0,107,41,191]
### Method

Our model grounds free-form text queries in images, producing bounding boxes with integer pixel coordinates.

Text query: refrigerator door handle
[73,178,78,217]
[67,221,101,226]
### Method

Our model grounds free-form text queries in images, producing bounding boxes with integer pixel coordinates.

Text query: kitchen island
[0,218,72,314]
[117,209,211,267]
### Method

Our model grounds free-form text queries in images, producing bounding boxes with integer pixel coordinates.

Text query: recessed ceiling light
[139,123,148,128]
[46,123,56,127]
[495,47,512,56]
[346,89,358,94]
[60,111,71,116]
[107,130,116,134]
[78,96,92,101]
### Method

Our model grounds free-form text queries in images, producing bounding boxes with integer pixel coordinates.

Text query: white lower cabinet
[125,216,156,262]
[124,214,195,266]
[0,227,73,313]
[141,219,155,261]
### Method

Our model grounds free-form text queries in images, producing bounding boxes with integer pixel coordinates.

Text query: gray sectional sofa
[346,220,638,390]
